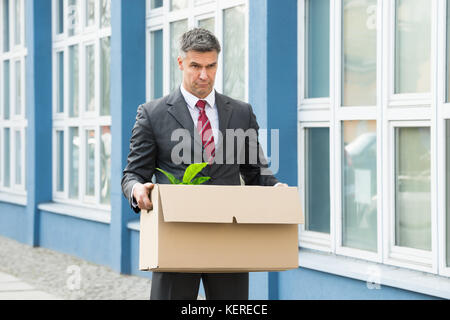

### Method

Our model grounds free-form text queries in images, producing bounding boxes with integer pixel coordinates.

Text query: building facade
[0,0,449,299]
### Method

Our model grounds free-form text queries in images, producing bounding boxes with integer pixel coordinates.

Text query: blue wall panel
[39,211,110,266]
[0,203,27,243]
[278,268,440,300]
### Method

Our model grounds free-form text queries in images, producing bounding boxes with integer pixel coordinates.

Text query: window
[0,0,27,195]
[146,0,248,103]
[52,0,111,207]
[304,0,329,100]
[299,0,450,277]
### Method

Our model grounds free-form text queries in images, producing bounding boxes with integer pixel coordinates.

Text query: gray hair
[179,28,221,57]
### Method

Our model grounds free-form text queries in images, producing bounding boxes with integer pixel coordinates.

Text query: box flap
[157,184,303,224]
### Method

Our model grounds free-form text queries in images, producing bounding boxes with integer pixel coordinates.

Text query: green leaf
[182,163,208,184]
[190,176,211,185]
[156,168,181,185]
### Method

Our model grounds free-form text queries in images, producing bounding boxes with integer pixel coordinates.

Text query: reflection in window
[14,0,21,45]
[305,0,329,99]
[395,127,431,251]
[150,0,163,9]
[85,129,95,197]
[305,127,330,234]
[69,127,79,199]
[100,37,111,116]
[15,130,21,185]
[3,0,10,51]
[15,60,21,115]
[86,0,95,27]
[57,0,64,34]
[3,60,10,119]
[342,0,377,106]
[68,0,78,37]
[3,128,10,187]
[86,44,95,112]
[198,17,215,33]
[395,0,431,94]
[57,51,64,113]
[69,45,79,117]
[56,130,64,192]
[100,0,111,28]
[170,19,188,92]
[150,30,163,100]
[100,126,111,204]
[223,5,245,101]
[447,0,450,102]
[342,121,377,252]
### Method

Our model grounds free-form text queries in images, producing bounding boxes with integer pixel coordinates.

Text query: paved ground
[0,235,152,300]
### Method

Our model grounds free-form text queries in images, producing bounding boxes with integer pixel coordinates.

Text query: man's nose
[199,68,208,80]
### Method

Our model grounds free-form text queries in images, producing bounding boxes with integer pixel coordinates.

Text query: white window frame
[51,0,111,210]
[298,122,333,253]
[298,0,448,279]
[145,0,249,103]
[0,0,27,197]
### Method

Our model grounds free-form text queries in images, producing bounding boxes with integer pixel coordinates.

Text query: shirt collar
[180,84,216,111]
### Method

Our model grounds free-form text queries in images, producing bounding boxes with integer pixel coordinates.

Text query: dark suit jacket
[121,88,279,213]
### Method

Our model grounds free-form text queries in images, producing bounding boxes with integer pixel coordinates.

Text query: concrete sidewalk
[0,271,61,300]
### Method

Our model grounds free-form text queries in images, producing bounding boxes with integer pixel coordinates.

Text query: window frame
[0,0,27,197]
[51,0,111,210]
[298,0,448,278]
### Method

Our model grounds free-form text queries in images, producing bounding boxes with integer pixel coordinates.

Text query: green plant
[156,163,211,185]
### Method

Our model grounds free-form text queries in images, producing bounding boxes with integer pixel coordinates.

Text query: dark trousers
[150,272,249,300]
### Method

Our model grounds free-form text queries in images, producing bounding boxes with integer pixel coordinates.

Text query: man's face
[178,50,218,99]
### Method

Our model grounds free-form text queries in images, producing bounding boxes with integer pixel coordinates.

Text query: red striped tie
[196,100,215,163]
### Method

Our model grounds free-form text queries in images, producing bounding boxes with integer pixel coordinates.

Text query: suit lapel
[210,92,232,176]
[167,88,203,154]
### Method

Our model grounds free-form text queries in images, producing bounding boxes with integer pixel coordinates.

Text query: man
[122,28,286,300]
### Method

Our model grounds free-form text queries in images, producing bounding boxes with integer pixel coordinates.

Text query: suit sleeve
[121,104,157,213]
[239,104,280,187]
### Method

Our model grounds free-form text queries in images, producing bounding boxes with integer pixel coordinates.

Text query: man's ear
[177,56,184,71]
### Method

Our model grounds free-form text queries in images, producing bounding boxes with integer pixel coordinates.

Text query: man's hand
[133,182,154,211]
[275,183,288,187]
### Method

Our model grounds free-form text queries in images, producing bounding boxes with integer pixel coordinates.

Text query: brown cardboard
[139,184,304,273]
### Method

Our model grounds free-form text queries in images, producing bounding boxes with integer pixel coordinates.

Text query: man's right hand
[133,182,154,211]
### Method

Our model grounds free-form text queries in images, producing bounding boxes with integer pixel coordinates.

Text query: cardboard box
[139,184,304,273]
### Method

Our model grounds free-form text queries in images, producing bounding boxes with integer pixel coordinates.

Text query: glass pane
[223,5,245,101]
[100,37,110,116]
[57,0,64,34]
[305,127,330,233]
[13,0,20,45]
[3,128,10,187]
[395,127,431,251]
[342,120,377,251]
[3,60,10,119]
[100,126,111,204]
[69,45,79,117]
[68,0,78,37]
[69,127,79,199]
[14,130,21,185]
[150,0,163,9]
[198,17,215,33]
[57,51,64,113]
[3,0,10,51]
[85,129,95,196]
[395,0,431,94]
[446,121,450,266]
[86,44,95,112]
[15,60,21,115]
[447,0,450,102]
[170,19,188,92]
[342,0,377,106]
[100,0,110,28]
[150,30,163,100]
[305,0,330,98]
[86,0,95,27]
[56,130,64,192]
[170,0,188,11]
